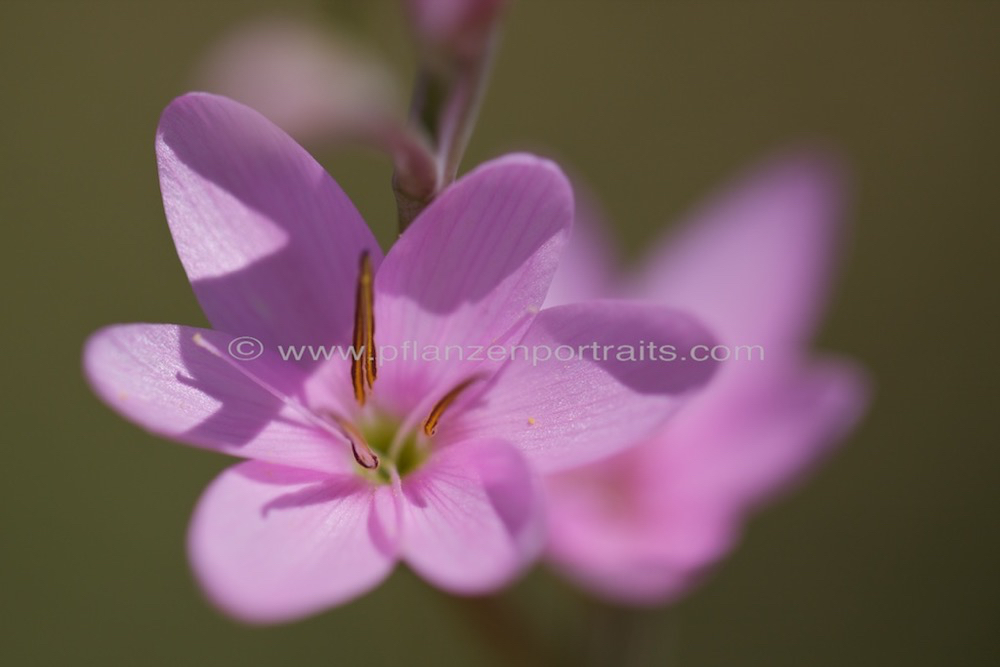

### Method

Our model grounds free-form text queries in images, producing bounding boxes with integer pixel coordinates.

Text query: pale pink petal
[632,151,845,347]
[400,439,543,593]
[156,92,382,348]
[545,439,746,605]
[196,18,397,142]
[545,458,738,605]
[373,153,572,416]
[663,357,872,509]
[544,357,870,605]
[84,324,352,474]
[189,461,398,623]
[543,178,617,307]
[447,301,718,473]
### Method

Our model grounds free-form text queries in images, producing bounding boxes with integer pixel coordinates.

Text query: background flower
[194,17,398,143]
[544,153,870,604]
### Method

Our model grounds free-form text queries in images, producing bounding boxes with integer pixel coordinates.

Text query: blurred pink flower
[543,154,871,605]
[83,93,718,622]
[195,17,398,142]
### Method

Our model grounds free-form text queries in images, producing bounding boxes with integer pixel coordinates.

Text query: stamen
[351,251,377,404]
[363,261,377,389]
[423,375,483,436]
[352,442,379,469]
[325,413,380,470]
[193,333,379,469]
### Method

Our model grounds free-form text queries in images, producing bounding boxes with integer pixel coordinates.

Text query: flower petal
[448,301,718,473]
[84,324,353,473]
[544,357,870,605]
[543,177,617,307]
[664,357,872,508]
[373,153,573,415]
[399,439,543,593]
[545,454,738,605]
[632,151,845,346]
[189,461,398,623]
[195,18,397,142]
[156,92,382,348]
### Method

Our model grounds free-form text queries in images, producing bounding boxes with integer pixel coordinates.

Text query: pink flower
[83,93,717,622]
[543,153,872,605]
[195,17,398,143]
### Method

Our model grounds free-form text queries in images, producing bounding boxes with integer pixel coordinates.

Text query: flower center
[338,250,482,481]
[190,251,483,484]
[354,416,428,483]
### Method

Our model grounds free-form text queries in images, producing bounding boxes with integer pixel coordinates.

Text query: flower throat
[191,251,480,481]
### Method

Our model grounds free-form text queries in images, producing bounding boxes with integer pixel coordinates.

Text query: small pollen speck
[527,417,536,426]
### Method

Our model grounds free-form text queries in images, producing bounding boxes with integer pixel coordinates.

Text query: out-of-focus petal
[543,178,617,307]
[633,151,846,347]
[84,324,353,474]
[373,153,572,416]
[545,357,870,605]
[546,451,738,605]
[400,439,543,593]
[195,17,398,142]
[188,461,398,623]
[156,92,382,350]
[448,301,718,473]
[663,358,872,508]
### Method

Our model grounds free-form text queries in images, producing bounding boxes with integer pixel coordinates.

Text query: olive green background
[2,1,997,665]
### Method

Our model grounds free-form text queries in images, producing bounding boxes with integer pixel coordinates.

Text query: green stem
[441,593,559,667]
[581,603,668,667]
[393,28,500,232]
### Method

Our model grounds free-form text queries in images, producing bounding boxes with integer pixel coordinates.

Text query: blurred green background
[3,1,998,665]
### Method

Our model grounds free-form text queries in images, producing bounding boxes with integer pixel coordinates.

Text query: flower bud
[404,0,508,63]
